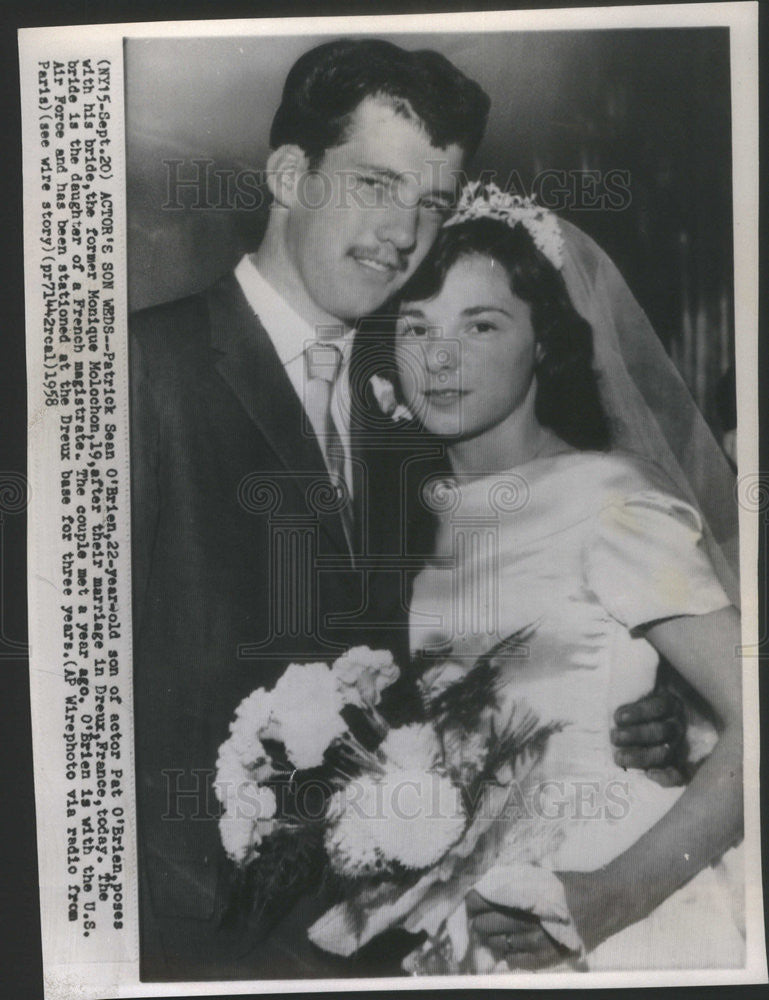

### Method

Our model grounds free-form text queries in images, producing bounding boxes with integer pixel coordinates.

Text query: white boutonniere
[369,374,414,423]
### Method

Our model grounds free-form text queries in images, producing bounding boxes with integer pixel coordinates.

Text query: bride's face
[396,254,539,440]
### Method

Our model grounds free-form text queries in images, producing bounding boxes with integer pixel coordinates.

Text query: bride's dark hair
[396,217,611,451]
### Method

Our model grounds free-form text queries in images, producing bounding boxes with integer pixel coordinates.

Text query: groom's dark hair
[270,38,490,166]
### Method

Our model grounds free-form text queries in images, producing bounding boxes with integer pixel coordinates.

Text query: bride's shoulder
[555,450,675,502]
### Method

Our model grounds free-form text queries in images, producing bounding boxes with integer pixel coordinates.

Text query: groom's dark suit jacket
[130,273,442,980]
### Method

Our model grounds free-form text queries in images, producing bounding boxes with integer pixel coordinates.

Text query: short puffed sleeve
[583,489,731,630]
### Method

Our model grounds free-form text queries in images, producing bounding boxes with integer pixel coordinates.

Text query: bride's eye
[468,320,496,335]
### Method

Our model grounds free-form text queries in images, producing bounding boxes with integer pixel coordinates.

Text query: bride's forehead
[404,255,514,309]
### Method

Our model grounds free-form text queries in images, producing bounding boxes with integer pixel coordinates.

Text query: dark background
[127,27,733,432]
[1,3,765,1000]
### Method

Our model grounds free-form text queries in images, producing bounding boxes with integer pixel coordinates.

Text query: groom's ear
[265,144,309,208]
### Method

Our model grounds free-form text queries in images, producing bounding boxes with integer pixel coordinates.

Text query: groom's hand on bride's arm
[611,689,687,784]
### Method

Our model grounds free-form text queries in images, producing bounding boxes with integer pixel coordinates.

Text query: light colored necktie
[304,341,354,552]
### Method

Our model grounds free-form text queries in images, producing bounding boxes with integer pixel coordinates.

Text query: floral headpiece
[444,181,564,270]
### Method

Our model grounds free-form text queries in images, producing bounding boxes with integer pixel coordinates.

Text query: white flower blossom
[333,767,466,870]
[332,646,400,708]
[269,662,346,769]
[232,688,273,730]
[379,723,442,772]
[216,648,486,876]
[368,375,414,423]
[216,779,278,864]
[213,746,249,804]
[371,768,465,869]
[240,783,277,822]
[324,788,347,823]
[219,809,263,865]
[227,726,269,768]
[369,374,397,415]
[325,767,467,876]
[325,793,386,876]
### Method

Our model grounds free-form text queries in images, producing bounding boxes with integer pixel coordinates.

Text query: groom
[131,38,683,980]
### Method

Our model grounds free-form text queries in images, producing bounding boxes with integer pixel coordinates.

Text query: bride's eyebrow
[461,305,513,319]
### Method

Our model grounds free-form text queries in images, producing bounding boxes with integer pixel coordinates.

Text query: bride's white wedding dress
[409,450,744,970]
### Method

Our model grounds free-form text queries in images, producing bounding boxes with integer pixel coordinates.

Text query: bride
[391,184,744,971]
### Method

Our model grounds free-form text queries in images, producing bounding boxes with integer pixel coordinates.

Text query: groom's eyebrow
[356,163,398,178]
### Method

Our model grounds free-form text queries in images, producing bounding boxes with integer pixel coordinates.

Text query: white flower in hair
[444,181,564,270]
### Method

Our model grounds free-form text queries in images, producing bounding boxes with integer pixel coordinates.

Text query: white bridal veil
[559,219,740,607]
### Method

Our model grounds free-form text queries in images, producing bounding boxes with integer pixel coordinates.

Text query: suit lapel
[206,274,351,558]
[350,323,449,561]
[349,323,406,556]
[207,274,325,478]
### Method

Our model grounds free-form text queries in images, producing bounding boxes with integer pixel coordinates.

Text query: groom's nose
[376,203,419,251]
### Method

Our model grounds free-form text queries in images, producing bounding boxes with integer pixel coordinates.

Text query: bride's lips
[423,388,469,406]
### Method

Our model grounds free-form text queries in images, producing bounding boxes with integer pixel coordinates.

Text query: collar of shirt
[234,254,354,366]
[235,253,317,368]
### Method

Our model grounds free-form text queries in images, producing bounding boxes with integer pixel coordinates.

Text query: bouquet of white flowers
[215,640,582,973]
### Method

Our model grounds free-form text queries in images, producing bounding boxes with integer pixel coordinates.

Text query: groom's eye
[356,174,389,203]
[420,196,452,217]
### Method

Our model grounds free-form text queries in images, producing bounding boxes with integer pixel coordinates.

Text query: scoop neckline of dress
[446,447,588,487]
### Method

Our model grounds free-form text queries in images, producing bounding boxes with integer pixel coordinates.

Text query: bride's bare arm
[469,605,742,965]
[560,604,742,951]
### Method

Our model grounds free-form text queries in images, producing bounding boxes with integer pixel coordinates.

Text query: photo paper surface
[19,5,765,996]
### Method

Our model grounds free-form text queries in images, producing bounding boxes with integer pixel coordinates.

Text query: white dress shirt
[234,254,354,495]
